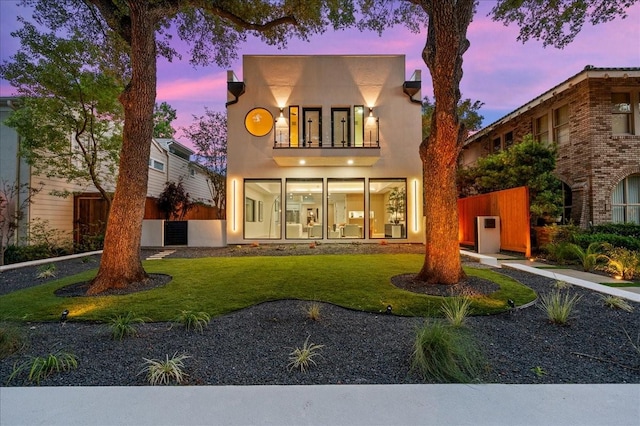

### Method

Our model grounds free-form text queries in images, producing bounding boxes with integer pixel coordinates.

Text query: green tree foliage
[153,102,177,139]
[491,0,638,48]
[0,22,123,208]
[183,108,227,219]
[457,135,563,225]
[421,96,484,140]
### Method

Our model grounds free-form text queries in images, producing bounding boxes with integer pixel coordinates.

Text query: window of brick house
[611,92,633,135]
[612,174,640,224]
[492,137,501,153]
[504,131,514,149]
[553,104,570,145]
[535,114,549,144]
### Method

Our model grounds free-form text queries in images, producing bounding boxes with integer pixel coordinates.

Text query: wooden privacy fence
[144,197,220,220]
[457,186,531,257]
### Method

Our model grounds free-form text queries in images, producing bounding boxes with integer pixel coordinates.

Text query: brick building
[461,66,640,226]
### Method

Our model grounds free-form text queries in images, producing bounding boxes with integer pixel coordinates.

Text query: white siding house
[1,97,213,246]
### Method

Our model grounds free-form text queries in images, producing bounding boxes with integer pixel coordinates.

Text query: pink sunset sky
[1,1,639,142]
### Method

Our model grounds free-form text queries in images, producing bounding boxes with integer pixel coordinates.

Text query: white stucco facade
[226,55,424,244]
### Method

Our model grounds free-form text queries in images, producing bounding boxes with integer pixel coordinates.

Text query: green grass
[0,254,536,322]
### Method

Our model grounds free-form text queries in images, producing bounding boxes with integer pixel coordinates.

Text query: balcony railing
[273,140,380,149]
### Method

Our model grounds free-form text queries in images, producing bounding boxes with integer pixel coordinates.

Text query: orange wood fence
[143,197,220,220]
[458,186,531,257]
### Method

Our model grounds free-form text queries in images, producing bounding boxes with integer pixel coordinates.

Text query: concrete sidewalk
[461,250,640,303]
[2,384,639,425]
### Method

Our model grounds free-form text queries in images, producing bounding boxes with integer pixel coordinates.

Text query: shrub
[173,310,210,333]
[441,297,472,328]
[567,242,608,272]
[305,302,322,321]
[538,290,581,325]
[572,233,640,252]
[0,323,23,359]
[288,336,324,372]
[108,312,145,340]
[542,241,576,264]
[8,351,77,385]
[603,247,640,280]
[411,320,483,383]
[599,295,634,313]
[140,352,190,385]
[589,223,640,239]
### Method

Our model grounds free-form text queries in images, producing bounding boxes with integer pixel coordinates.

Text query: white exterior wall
[226,55,423,244]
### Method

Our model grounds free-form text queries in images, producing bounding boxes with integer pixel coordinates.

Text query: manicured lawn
[0,254,536,322]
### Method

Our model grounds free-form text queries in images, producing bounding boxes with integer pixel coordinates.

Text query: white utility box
[475,216,501,254]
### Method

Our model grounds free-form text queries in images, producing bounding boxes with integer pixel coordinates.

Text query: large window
[612,174,640,224]
[553,104,570,145]
[285,179,323,238]
[327,179,365,239]
[370,179,407,239]
[611,92,633,134]
[244,180,281,239]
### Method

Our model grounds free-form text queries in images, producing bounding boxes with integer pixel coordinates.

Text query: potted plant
[386,187,405,224]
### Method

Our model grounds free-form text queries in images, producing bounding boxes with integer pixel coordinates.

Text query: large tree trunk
[415,0,474,285]
[87,3,157,295]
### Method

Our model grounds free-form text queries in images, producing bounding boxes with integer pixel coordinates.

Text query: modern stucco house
[0,96,214,247]
[461,66,640,226]
[225,55,424,244]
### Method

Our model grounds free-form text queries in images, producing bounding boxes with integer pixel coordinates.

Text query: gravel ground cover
[1,244,638,386]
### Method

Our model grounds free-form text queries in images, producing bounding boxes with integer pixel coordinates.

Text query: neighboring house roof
[154,138,194,160]
[465,66,640,145]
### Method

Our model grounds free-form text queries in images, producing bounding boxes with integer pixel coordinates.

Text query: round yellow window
[244,107,274,137]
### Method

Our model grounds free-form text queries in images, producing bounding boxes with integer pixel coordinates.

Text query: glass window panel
[369,179,407,239]
[492,138,501,152]
[612,206,625,223]
[354,106,364,147]
[535,115,549,145]
[612,180,625,204]
[244,180,281,239]
[289,106,299,147]
[302,108,321,146]
[628,175,640,203]
[331,108,350,147]
[327,179,365,239]
[611,93,631,113]
[627,206,640,225]
[286,179,323,239]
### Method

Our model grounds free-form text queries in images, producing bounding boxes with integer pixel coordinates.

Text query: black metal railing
[273,140,380,149]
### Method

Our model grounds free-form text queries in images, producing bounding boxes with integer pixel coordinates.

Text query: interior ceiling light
[299,159,306,165]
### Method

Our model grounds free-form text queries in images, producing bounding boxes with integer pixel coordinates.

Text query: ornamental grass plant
[411,320,484,383]
[140,352,190,385]
[538,290,581,325]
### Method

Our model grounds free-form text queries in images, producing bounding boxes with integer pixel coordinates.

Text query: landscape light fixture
[386,305,392,315]
[60,309,69,322]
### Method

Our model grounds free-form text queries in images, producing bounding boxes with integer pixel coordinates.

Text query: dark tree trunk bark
[87,2,157,294]
[415,0,475,285]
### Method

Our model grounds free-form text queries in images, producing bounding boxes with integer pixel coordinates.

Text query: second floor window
[611,92,633,135]
[553,104,570,145]
[302,108,322,146]
[535,114,549,144]
[149,158,165,172]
